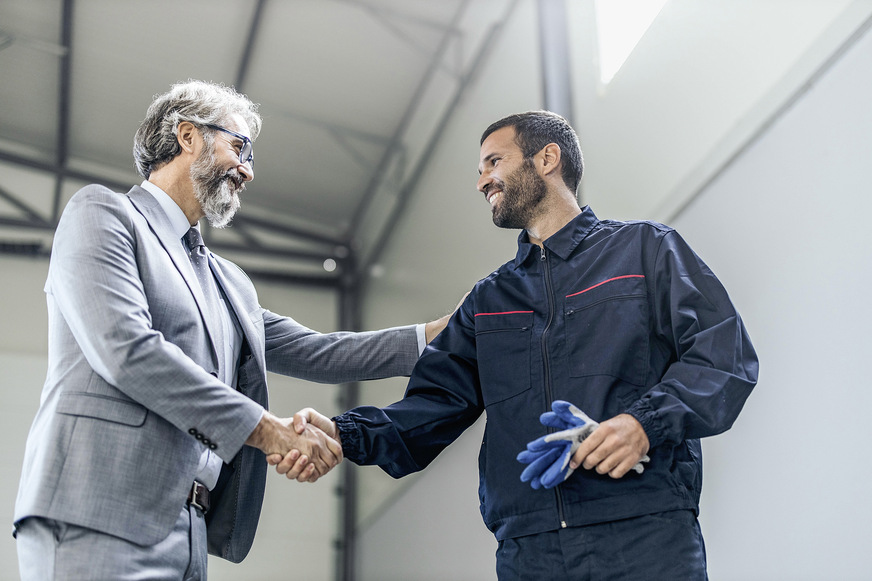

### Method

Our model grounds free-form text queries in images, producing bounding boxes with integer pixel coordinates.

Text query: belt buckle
[189,481,206,513]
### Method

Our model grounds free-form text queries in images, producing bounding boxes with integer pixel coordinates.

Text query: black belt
[187,481,211,514]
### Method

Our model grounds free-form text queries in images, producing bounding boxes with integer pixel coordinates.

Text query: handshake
[245,408,340,483]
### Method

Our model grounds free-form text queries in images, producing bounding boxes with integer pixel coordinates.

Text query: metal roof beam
[359,0,520,280]
[0,149,132,194]
[0,216,56,231]
[235,0,267,92]
[347,0,472,243]
[207,240,333,263]
[244,269,341,289]
[52,0,75,224]
[334,0,463,33]
[343,0,463,76]
[232,214,345,247]
[537,0,575,125]
[0,184,52,226]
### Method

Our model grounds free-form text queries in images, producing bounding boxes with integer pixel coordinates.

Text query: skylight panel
[595,0,668,85]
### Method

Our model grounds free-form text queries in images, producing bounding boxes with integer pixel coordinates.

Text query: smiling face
[190,113,254,228]
[477,126,548,230]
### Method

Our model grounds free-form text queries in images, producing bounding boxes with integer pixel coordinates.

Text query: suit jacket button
[189,428,198,435]
[209,443,218,450]
[195,433,204,441]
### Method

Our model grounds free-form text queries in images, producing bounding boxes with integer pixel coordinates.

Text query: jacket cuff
[333,413,362,463]
[624,399,665,449]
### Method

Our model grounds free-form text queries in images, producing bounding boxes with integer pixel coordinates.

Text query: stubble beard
[491,158,548,230]
[190,144,244,229]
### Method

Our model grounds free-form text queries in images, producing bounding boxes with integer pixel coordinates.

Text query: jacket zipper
[540,246,567,528]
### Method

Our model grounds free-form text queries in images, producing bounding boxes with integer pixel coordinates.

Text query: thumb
[293,411,310,434]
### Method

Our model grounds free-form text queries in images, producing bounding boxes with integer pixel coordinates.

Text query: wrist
[246,410,275,452]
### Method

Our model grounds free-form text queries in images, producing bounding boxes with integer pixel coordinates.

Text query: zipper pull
[540,246,546,261]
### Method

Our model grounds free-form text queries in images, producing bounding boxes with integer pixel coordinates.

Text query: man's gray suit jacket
[14,184,419,562]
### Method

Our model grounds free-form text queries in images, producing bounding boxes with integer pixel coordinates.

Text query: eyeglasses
[204,124,254,166]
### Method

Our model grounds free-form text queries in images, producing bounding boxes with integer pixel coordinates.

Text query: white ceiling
[0,0,868,278]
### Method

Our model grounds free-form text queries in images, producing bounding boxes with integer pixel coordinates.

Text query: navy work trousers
[496,509,708,580]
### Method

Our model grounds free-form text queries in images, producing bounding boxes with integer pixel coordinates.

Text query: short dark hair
[480,111,583,192]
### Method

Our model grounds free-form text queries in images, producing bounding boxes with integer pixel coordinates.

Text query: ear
[539,143,562,178]
[177,121,200,155]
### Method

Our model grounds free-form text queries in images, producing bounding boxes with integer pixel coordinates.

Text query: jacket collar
[514,205,599,266]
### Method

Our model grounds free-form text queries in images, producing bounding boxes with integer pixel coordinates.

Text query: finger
[293,411,309,435]
[309,454,331,476]
[607,451,646,479]
[324,436,343,465]
[593,452,622,476]
[274,450,299,473]
[275,449,301,474]
[305,467,322,484]
[570,427,605,470]
[282,454,309,479]
[266,453,284,465]
[295,462,317,483]
[608,459,633,479]
[305,410,337,437]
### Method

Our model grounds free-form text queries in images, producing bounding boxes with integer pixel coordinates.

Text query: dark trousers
[496,510,708,581]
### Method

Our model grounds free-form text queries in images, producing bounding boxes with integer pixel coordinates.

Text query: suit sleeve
[261,311,420,383]
[625,230,759,447]
[48,186,262,462]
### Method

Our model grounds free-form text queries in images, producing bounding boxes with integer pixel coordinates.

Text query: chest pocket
[475,311,533,406]
[564,275,649,386]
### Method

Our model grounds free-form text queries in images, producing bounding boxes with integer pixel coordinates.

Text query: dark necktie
[184,227,224,370]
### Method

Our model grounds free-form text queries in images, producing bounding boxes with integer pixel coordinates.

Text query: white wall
[675,18,872,580]
[355,6,872,581]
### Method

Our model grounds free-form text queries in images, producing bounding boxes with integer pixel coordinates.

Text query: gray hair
[133,80,262,179]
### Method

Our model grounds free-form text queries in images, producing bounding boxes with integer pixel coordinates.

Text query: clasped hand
[247,410,342,483]
[265,408,341,483]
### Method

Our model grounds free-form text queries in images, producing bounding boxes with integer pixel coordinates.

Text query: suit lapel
[209,261,265,373]
[125,186,222,366]
[210,258,268,406]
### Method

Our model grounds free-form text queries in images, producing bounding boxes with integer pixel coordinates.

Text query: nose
[477,172,492,194]
[238,160,254,182]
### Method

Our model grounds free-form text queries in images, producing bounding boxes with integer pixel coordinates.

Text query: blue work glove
[517,400,649,490]
[517,401,597,489]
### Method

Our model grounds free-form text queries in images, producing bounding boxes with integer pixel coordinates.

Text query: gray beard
[190,150,242,229]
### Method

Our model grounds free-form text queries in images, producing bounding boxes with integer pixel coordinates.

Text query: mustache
[483,179,505,196]
[220,170,245,191]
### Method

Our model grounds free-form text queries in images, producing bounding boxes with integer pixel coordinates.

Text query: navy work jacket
[336,207,758,541]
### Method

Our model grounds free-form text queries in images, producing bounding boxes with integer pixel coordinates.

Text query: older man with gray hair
[13,80,448,580]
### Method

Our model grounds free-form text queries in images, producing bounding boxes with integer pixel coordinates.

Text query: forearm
[333,407,428,478]
[639,231,759,447]
[263,312,420,382]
